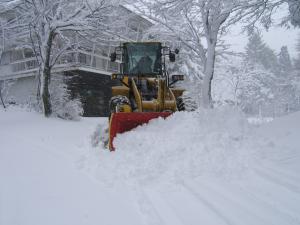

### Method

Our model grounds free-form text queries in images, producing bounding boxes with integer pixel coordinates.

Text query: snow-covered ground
[0,106,300,225]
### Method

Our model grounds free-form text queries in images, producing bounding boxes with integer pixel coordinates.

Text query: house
[0,5,152,116]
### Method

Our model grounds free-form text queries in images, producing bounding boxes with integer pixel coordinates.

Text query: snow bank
[87,107,269,186]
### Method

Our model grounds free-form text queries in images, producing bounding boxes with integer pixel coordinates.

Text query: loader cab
[123,42,162,76]
[110,42,183,102]
[110,42,179,78]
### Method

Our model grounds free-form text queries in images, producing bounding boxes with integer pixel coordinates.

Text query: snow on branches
[5,0,121,117]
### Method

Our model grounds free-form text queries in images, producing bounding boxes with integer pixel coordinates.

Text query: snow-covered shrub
[50,74,83,120]
[53,97,83,121]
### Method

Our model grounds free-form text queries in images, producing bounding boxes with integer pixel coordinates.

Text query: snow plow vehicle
[108,42,185,150]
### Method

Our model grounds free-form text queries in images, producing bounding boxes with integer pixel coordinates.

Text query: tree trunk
[201,41,216,108]
[41,31,55,117]
[42,65,52,116]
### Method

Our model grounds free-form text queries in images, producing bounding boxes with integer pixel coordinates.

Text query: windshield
[123,43,162,76]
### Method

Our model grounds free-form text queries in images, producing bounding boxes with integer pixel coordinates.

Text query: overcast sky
[225,6,299,59]
[263,26,298,58]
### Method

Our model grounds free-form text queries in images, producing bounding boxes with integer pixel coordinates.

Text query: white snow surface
[0,106,300,225]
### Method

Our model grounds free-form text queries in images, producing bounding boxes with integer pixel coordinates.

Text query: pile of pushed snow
[89,107,269,185]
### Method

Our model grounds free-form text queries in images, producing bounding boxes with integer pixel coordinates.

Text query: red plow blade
[109,112,172,150]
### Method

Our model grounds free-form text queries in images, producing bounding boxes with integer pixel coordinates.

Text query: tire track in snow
[254,167,300,194]
[160,185,230,225]
[236,182,300,225]
[237,173,300,223]
[135,186,166,225]
[182,180,287,225]
[193,178,299,225]
[141,188,185,225]
[274,153,300,165]
[180,183,235,225]
[258,164,300,184]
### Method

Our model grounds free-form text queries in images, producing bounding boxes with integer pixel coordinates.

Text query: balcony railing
[0,49,119,80]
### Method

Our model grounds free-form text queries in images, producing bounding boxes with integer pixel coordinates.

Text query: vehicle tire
[176,93,197,112]
[109,95,131,114]
[176,96,185,111]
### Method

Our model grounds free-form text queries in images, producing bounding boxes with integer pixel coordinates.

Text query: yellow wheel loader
[108,42,185,150]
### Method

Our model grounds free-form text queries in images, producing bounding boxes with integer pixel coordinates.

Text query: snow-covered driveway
[1,107,299,225]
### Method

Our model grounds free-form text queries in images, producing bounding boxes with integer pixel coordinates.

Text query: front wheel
[176,96,185,111]
[176,93,197,112]
[109,95,131,117]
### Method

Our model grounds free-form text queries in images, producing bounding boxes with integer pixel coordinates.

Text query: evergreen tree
[274,42,299,115]
[261,47,279,72]
[242,32,299,116]
[245,32,278,73]
[278,46,293,76]
[295,34,300,71]
[245,32,267,66]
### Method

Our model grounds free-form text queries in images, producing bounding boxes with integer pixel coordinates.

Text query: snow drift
[91,108,253,185]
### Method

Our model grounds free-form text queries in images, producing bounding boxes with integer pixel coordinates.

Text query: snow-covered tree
[213,56,245,107]
[238,64,276,116]
[295,34,300,71]
[275,46,297,114]
[245,32,266,65]
[213,54,277,115]
[242,33,299,116]
[12,0,120,117]
[245,31,278,73]
[278,46,293,76]
[130,0,276,108]
[293,35,300,104]
[257,0,300,28]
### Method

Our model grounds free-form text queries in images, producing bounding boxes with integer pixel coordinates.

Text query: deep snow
[0,106,299,225]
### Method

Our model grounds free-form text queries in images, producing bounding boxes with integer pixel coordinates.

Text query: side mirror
[171,74,184,81]
[174,49,179,54]
[110,52,117,62]
[169,52,176,62]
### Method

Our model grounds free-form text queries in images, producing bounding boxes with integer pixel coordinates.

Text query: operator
[136,55,153,74]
